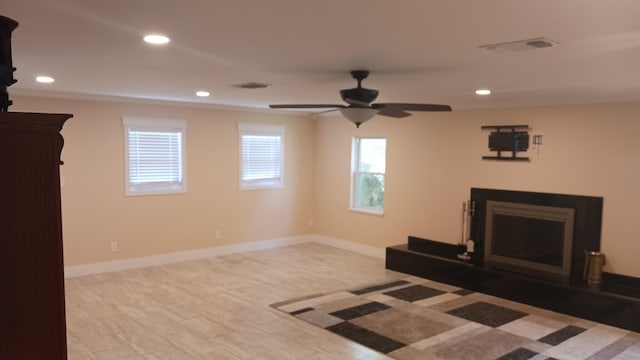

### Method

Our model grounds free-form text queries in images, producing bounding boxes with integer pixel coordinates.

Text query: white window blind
[238,123,285,189]
[123,117,187,195]
[129,130,182,184]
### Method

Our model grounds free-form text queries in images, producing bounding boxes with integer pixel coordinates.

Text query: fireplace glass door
[484,201,575,283]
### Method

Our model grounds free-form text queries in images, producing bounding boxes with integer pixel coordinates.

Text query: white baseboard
[64,234,385,278]
[64,235,311,278]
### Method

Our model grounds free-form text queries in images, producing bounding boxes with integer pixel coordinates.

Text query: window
[238,123,285,190]
[123,117,187,196]
[351,137,386,214]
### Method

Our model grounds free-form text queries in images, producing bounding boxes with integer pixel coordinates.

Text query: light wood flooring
[65,243,399,359]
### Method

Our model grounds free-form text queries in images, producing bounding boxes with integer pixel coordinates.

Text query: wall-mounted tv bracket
[481,125,530,161]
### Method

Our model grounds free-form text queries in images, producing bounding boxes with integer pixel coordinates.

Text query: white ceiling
[4,0,640,113]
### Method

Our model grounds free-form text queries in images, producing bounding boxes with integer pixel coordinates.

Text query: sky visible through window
[359,138,386,172]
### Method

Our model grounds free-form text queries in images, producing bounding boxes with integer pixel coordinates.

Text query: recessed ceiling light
[36,76,55,83]
[143,34,170,45]
[196,91,210,97]
[475,89,491,95]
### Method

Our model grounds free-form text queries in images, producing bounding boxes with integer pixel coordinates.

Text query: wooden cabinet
[0,112,72,359]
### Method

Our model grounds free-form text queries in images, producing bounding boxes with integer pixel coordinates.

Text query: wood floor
[65,243,399,359]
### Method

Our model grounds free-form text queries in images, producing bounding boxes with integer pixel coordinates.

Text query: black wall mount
[482,125,530,161]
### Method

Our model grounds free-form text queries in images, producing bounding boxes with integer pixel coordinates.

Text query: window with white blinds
[238,123,285,190]
[123,117,187,196]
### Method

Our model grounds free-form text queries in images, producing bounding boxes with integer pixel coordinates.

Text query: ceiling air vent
[480,37,559,53]
[232,82,272,89]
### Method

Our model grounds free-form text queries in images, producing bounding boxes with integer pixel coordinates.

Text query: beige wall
[315,102,640,278]
[11,95,640,278]
[13,95,316,266]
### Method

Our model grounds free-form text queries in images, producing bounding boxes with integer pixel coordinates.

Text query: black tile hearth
[447,301,527,327]
[602,272,640,299]
[383,284,445,302]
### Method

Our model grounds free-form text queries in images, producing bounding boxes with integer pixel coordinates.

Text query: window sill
[349,208,385,217]
[239,184,284,191]
[126,186,187,197]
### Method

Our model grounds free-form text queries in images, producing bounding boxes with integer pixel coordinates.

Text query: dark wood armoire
[0,111,72,359]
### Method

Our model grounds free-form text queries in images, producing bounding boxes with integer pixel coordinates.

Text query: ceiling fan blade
[269,104,345,109]
[376,108,412,118]
[372,103,452,112]
[316,108,340,114]
[343,98,371,107]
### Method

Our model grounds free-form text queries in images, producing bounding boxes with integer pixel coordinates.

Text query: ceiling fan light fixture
[339,107,379,128]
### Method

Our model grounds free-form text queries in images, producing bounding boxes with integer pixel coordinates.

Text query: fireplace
[484,201,575,284]
[470,188,603,287]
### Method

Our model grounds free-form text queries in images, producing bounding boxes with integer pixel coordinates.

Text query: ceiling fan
[269,70,452,127]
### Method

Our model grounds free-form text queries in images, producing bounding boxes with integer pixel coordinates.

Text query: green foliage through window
[352,138,386,213]
[358,173,384,209]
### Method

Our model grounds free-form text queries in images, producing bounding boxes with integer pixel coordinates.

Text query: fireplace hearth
[384,189,640,333]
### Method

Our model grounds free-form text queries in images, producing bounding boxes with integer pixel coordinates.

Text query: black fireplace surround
[386,188,640,333]
[469,188,603,287]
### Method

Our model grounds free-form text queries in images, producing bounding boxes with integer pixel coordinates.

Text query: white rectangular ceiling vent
[480,37,559,53]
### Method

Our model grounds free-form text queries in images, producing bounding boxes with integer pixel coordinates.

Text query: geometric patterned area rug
[272,276,640,360]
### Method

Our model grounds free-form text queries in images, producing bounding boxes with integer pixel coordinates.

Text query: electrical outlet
[111,242,118,252]
[215,230,221,240]
[308,220,314,228]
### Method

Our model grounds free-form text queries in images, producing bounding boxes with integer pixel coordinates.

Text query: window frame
[237,122,285,190]
[122,117,187,196]
[350,137,386,215]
